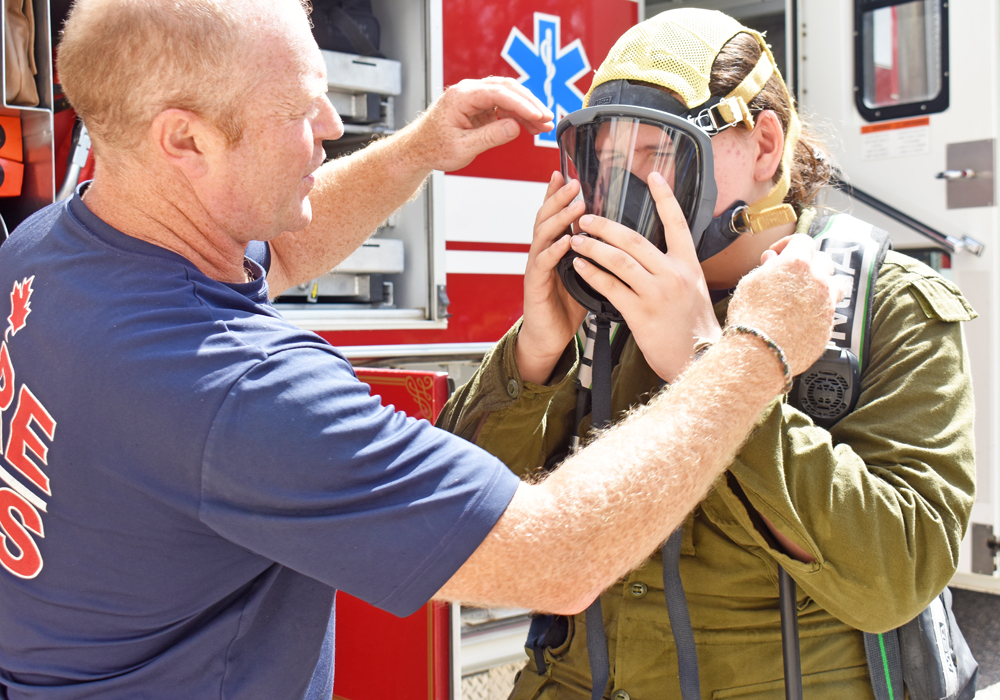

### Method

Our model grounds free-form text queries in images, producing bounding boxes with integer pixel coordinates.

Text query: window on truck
[854,0,949,121]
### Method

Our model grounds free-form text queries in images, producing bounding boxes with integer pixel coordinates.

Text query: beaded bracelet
[692,338,715,361]
[722,323,793,394]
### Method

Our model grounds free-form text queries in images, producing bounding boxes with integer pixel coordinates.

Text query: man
[0,0,838,698]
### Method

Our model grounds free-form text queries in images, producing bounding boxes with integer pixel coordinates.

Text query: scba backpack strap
[867,590,979,700]
[789,212,890,425]
[528,315,701,700]
[788,213,978,700]
[526,314,630,699]
[575,314,701,700]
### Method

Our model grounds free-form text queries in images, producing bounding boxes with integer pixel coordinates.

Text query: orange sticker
[860,117,930,135]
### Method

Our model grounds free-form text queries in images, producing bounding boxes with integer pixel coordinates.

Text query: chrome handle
[936,169,978,180]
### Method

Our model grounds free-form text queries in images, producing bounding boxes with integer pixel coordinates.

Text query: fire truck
[1,0,998,698]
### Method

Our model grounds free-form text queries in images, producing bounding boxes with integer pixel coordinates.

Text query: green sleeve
[436,319,581,479]
[719,253,977,633]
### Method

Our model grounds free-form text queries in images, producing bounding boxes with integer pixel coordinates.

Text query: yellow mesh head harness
[584,8,800,234]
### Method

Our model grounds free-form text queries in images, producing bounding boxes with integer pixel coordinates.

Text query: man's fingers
[479,76,551,119]
[457,80,553,128]
[769,233,816,263]
[766,235,795,257]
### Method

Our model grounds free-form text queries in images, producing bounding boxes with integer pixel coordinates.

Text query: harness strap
[591,317,612,431]
[864,630,905,700]
[662,530,702,700]
[585,602,611,700]
[582,313,702,700]
[583,316,614,700]
[778,566,804,700]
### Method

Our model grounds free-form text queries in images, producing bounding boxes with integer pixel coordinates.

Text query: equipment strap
[580,313,701,700]
[810,213,891,367]
[864,630,905,700]
[783,212,891,699]
[584,315,614,700]
[778,566,804,700]
[662,530,702,700]
[585,602,610,700]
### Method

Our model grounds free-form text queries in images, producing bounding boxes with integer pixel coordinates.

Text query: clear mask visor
[558,113,713,253]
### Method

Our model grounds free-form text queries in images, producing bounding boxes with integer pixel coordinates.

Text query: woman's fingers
[648,172,699,265]
[573,215,662,277]
[532,178,583,241]
[569,255,636,312]
[532,234,573,276]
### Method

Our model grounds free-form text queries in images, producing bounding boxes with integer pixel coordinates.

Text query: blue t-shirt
[0,192,519,699]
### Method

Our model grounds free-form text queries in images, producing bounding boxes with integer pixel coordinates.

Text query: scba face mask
[555,85,758,321]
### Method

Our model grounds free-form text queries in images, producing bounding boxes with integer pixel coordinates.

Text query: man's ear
[149,108,217,178]
[751,110,785,184]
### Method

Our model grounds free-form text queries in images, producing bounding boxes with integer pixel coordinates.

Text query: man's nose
[316,96,344,142]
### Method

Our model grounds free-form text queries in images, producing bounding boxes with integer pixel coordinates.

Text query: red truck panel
[333,369,452,700]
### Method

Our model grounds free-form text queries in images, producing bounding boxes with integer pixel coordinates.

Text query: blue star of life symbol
[501,13,591,148]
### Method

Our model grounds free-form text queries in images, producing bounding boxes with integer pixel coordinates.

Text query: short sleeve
[199,346,519,617]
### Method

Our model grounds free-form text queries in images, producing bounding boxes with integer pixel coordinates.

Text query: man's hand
[567,172,721,382]
[727,234,841,375]
[267,78,553,297]
[515,172,587,385]
[401,77,554,174]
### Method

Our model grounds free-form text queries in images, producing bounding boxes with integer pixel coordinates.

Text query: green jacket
[437,212,978,700]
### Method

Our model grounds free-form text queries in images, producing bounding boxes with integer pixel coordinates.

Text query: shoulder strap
[790,213,891,427]
[865,630,906,700]
[807,212,891,371]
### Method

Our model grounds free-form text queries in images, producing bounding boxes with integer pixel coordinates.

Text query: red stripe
[445,241,531,253]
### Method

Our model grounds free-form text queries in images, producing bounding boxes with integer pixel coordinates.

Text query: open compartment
[273,0,447,333]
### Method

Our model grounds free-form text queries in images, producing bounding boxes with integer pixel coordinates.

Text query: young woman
[438,9,977,700]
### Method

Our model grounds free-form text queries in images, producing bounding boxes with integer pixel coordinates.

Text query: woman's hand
[515,172,589,385]
[568,172,720,382]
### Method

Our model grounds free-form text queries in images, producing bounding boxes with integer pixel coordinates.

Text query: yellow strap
[727,53,774,111]
[744,109,801,234]
[715,96,754,130]
[743,204,797,233]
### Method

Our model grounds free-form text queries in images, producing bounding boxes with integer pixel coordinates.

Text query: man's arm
[265,77,553,296]
[436,235,841,614]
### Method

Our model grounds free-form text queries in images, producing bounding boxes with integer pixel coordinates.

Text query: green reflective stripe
[878,633,895,700]
[856,238,880,368]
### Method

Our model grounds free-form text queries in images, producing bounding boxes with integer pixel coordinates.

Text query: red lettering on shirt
[0,487,44,579]
[0,342,14,414]
[6,277,33,341]
[4,386,56,496]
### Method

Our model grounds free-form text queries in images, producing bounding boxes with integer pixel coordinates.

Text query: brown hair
[57,0,309,161]
[709,32,833,214]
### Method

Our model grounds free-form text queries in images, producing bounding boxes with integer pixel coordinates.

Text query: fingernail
[649,172,665,185]
[580,215,594,226]
[550,171,559,184]
[571,235,585,246]
[502,121,518,138]
[573,257,586,270]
